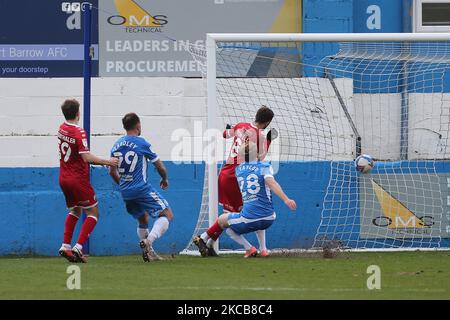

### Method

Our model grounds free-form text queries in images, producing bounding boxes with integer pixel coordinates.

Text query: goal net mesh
[182,40,450,253]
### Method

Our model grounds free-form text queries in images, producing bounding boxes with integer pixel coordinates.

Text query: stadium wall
[1,163,449,256]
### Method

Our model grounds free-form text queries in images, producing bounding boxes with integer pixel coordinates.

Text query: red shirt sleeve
[223,123,239,139]
[76,128,90,154]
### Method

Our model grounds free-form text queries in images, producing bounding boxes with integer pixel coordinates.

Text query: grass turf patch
[0,251,449,299]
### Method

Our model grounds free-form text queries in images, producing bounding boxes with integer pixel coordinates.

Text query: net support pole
[82,2,93,255]
[400,46,410,160]
[400,4,412,160]
[325,69,361,157]
[206,34,219,253]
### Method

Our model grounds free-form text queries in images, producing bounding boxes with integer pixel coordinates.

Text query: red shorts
[59,178,98,210]
[218,165,243,213]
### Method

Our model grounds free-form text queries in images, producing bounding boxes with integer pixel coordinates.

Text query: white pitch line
[75,286,447,293]
[3,287,447,295]
[156,286,447,293]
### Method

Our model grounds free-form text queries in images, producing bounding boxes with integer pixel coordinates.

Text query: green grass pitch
[0,252,449,299]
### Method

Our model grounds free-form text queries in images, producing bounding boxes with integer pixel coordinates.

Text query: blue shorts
[124,191,169,220]
[227,212,276,235]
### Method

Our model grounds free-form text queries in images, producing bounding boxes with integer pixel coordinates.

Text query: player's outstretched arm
[223,124,235,139]
[265,176,297,210]
[153,159,169,190]
[81,153,119,167]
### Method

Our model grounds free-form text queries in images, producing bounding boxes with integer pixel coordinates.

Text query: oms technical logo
[370,179,434,235]
[107,0,168,33]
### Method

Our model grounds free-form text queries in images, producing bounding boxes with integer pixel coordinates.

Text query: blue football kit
[228,161,276,235]
[111,135,169,219]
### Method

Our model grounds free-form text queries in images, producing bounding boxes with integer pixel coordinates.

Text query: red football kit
[219,122,271,212]
[58,122,97,209]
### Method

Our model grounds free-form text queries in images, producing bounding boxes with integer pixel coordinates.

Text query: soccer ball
[355,154,374,173]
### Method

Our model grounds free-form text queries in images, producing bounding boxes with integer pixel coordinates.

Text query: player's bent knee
[218,214,230,228]
[160,208,173,221]
[85,206,99,219]
[138,212,150,225]
[71,207,83,218]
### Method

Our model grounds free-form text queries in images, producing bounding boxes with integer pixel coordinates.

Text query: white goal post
[181,33,450,255]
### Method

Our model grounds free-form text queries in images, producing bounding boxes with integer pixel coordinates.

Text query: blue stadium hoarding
[0,0,99,77]
[0,161,449,255]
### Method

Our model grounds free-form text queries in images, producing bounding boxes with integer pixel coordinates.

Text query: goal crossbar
[207,33,450,43]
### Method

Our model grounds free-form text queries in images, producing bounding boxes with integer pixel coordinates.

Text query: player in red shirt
[194,106,277,255]
[58,99,118,263]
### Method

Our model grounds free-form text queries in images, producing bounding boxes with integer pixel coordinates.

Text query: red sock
[76,216,98,247]
[207,221,223,241]
[63,213,79,245]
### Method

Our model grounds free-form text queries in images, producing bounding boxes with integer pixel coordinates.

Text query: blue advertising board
[0,0,99,77]
[0,161,448,255]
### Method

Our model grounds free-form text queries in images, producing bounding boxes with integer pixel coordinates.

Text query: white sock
[137,227,149,240]
[147,216,169,245]
[255,230,267,251]
[74,243,82,251]
[226,228,252,250]
[206,238,215,248]
[62,243,71,249]
[200,232,210,243]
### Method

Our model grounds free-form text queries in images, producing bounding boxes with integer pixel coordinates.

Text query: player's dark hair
[255,105,274,124]
[122,112,140,131]
[61,99,80,120]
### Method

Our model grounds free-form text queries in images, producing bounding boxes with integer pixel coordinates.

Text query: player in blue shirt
[194,141,297,258]
[109,113,173,261]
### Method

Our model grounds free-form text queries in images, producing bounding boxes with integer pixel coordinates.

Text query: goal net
[182,33,450,254]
